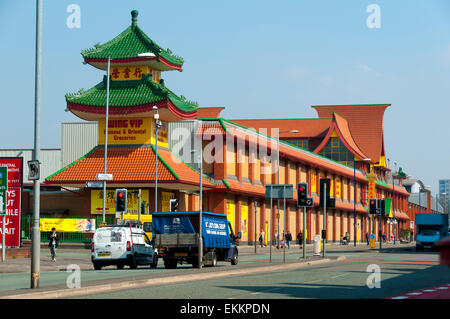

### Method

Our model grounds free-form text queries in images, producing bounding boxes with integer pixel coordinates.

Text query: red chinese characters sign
[0,158,23,188]
[110,65,148,81]
[0,158,23,248]
[0,189,21,247]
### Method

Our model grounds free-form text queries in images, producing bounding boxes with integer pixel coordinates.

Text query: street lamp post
[102,56,111,224]
[393,162,397,244]
[192,120,203,269]
[153,106,161,212]
[276,129,299,252]
[31,0,43,289]
[354,158,371,247]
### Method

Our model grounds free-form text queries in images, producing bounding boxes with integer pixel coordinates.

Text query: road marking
[304,279,322,284]
[342,259,438,265]
[391,296,408,299]
[331,273,347,279]
[423,289,436,292]
[437,287,448,290]
[407,292,422,296]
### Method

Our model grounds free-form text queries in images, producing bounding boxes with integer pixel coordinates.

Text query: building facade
[42,10,411,245]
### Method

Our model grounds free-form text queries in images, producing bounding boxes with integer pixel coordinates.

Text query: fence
[21,215,115,243]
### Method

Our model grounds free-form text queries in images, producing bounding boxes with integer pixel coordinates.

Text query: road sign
[85,181,105,189]
[96,173,113,181]
[265,184,293,200]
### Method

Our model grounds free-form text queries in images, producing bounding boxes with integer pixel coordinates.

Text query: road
[73,249,449,299]
[1,242,449,300]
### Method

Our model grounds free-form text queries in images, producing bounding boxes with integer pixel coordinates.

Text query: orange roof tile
[229,118,331,139]
[313,113,369,160]
[312,104,390,164]
[197,107,225,119]
[45,145,214,188]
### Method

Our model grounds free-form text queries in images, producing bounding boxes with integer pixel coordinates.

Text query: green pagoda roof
[81,10,184,71]
[66,75,198,120]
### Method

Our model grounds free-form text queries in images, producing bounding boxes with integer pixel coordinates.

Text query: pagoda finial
[131,10,139,26]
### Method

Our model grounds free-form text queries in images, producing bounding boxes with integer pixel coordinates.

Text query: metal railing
[21,215,115,243]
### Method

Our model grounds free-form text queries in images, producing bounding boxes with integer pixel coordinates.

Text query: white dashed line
[407,292,422,296]
[423,289,436,292]
[391,296,408,299]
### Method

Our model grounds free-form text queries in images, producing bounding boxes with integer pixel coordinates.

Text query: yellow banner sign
[367,173,377,199]
[40,218,96,233]
[98,117,151,145]
[91,189,149,215]
[151,121,169,148]
[335,178,341,198]
[110,65,148,81]
[161,191,175,212]
[311,171,317,193]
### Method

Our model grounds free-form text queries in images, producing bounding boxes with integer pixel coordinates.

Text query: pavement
[0,240,415,274]
[0,241,416,299]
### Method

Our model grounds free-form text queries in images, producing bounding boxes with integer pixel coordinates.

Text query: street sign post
[96,173,113,181]
[265,184,293,263]
[85,181,105,189]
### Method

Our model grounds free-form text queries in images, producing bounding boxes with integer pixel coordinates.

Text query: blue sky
[0,0,449,194]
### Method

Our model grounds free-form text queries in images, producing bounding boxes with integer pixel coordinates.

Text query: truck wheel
[211,251,217,267]
[117,263,125,270]
[164,259,177,269]
[231,252,238,265]
[129,259,138,269]
[93,262,102,270]
[150,255,158,269]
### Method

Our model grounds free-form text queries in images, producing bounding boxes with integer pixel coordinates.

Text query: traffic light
[297,183,308,206]
[378,199,385,216]
[297,183,314,207]
[170,199,179,212]
[116,189,127,213]
[369,198,377,215]
[319,178,335,207]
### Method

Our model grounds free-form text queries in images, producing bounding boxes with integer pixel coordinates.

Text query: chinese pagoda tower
[46,10,213,214]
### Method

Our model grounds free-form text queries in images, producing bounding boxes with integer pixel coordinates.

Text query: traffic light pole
[303,206,306,259]
[323,183,326,258]
[379,207,382,250]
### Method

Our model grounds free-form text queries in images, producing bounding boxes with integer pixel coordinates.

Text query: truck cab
[415,213,449,251]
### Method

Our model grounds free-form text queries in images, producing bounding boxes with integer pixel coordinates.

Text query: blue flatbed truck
[415,213,449,251]
[152,211,241,269]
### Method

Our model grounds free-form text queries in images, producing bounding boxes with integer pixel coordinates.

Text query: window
[286,139,309,150]
[319,137,354,167]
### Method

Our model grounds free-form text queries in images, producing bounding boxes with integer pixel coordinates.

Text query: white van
[91,222,158,270]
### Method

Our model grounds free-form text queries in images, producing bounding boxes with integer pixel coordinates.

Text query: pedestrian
[259,231,264,248]
[346,232,349,243]
[286,230,292,249]
[297,231,303,248]
[365,232,369,245]
[48,227,60,262]
[383,233,387,242]
[274,231,279,248]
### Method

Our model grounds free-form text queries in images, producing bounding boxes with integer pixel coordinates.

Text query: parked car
[91,221,158,270]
